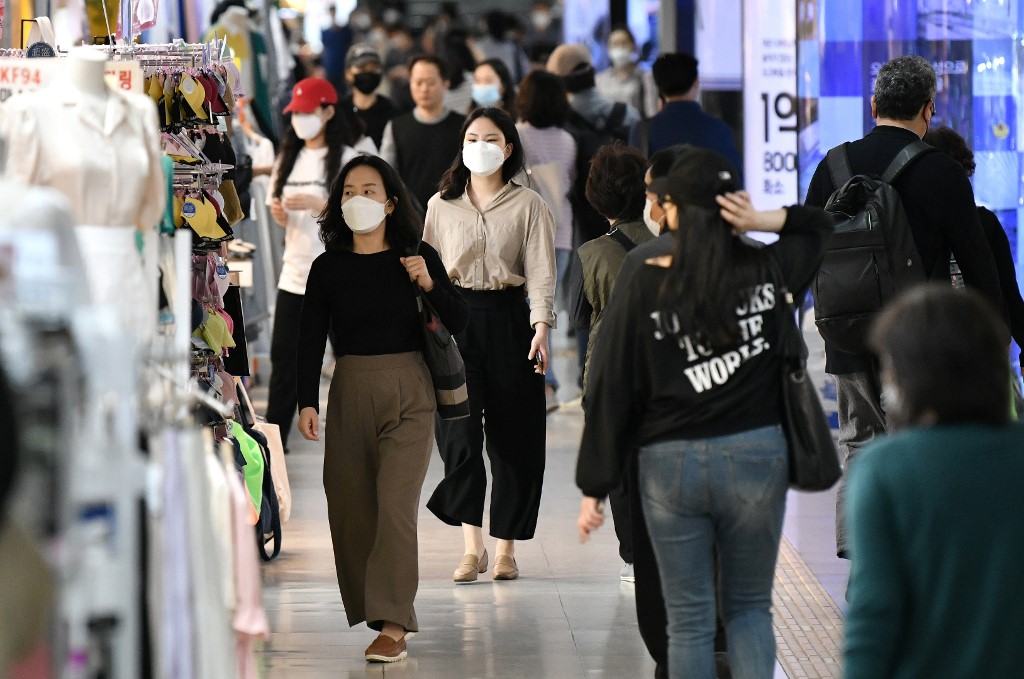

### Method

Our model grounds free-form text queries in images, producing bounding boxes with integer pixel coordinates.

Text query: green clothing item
[230,420,265,515]
[579,220,656,388]
[845,422,1024,679]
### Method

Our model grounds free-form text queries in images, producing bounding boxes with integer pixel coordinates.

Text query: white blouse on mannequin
[1,47,166,340]
[2,50,165,230]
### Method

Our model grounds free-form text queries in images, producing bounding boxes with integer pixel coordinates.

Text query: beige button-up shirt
[424,181,557,328]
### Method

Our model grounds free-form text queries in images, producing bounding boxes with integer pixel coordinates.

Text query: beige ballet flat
[453,549,488,583]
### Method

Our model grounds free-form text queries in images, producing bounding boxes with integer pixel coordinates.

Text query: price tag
[0,57,143,104]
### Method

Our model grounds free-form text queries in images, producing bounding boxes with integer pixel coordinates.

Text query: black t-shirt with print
[576,206,832,498]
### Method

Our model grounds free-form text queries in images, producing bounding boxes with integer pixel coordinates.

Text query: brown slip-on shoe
[364,634,407,663]
[492,555,519,580]
[453,549,488,583]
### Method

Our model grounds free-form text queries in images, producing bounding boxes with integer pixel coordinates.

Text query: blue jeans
[639,425,788,679]
[545,248,572,390]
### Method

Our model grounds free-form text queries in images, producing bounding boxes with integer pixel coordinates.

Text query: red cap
[283,78,338,113]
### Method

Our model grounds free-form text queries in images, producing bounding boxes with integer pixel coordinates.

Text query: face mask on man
[531,11,552,31]
[292,113,325,140]
[643,197,664,236]
[342,195,390,233]
[462,141,506,177]
[352,71,383,95]
[472,83,502,107]
[608,47,634,68]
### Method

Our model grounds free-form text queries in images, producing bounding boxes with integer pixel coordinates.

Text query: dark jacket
[805,125,1003,374]
[628,100,741,175]
[575,220,657,387]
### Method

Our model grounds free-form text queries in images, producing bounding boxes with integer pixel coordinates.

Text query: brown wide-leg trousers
[323,352,435,633]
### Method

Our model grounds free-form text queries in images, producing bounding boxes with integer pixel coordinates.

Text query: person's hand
[270,198,287,226]
[282,193,324,212]
[400,255,434,291]
[716,191,758,232]
[298,407,320,441]
[717,192,788,234]
[528,322,550,375]
[577,496,605,543]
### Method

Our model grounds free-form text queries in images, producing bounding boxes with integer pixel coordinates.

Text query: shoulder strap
[609,228,637,252]
[880,140,933,184]
[638,119,651,159]
[825,143,853,188]
[606,102,628,133]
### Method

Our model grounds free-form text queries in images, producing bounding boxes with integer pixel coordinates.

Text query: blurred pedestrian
[470,58,517,114]
[380,55,466,213]
[845,284,1024,678]
[515,70,577,409]
[341,43,395,150]
[596,26,658,118]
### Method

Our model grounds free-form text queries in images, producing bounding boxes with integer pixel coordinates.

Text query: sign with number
[743,0,798,210]
[0,58,142,105]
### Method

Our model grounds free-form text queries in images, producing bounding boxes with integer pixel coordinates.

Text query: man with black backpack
[804,55,1004,560]
[547,44,641,385]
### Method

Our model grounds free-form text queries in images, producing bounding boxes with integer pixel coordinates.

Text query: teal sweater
[845,423,1024,678]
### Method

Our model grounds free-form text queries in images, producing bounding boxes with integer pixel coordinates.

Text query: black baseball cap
[646,148,739,210]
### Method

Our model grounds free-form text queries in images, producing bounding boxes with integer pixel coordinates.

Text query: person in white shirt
[265,77,362,450]
[596,27,658,119]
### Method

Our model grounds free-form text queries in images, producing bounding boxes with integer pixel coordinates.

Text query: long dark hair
[469,58,517,115]
[659,204,765,348]
[439,107,525,200]
[318,155,422,255]
[272,105,356,199]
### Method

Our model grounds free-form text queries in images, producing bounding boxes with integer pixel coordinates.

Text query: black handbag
[770,256,842,491]
[413,277,471,421]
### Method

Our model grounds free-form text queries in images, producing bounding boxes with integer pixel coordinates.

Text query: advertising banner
[742,0,798,209]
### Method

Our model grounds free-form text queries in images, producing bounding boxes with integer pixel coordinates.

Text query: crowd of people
[254,5,1024,677]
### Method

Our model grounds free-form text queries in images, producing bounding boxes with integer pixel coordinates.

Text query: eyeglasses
[929,100,936,117]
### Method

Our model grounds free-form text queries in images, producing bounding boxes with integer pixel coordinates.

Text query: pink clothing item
[118,0,159,40]
[226,460,269,652]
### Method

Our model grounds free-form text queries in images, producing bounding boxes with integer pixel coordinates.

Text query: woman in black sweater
[575,148,831,678]
[295,155,469,664]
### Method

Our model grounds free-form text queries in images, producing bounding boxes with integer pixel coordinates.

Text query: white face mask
[292,113,324,140]
[531,12,552,31]
[643,198,663,236]
[608,47,634,68]
[342,195,389,233]
[462,141,506,177]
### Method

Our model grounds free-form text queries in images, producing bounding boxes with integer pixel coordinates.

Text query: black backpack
[812,140,932,355]
[566,103,630,243]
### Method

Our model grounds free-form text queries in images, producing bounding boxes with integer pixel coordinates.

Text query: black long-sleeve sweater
[296,242,469,412]
[576,206,832,499]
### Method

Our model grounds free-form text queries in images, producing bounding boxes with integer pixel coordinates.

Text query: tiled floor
[253,324,849,678]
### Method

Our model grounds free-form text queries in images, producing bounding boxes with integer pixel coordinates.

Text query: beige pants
[324,352,436,632]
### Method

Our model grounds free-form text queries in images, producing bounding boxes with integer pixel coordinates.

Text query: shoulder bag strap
[639,119,651,159]
[609,228,637,252]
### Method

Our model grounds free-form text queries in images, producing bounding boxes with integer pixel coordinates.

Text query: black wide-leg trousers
[427,288,547,541]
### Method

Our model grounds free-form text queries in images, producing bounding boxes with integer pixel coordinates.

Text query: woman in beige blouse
[423,107,557,582]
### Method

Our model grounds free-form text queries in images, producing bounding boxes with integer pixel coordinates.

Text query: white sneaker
[620,563,635,582]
